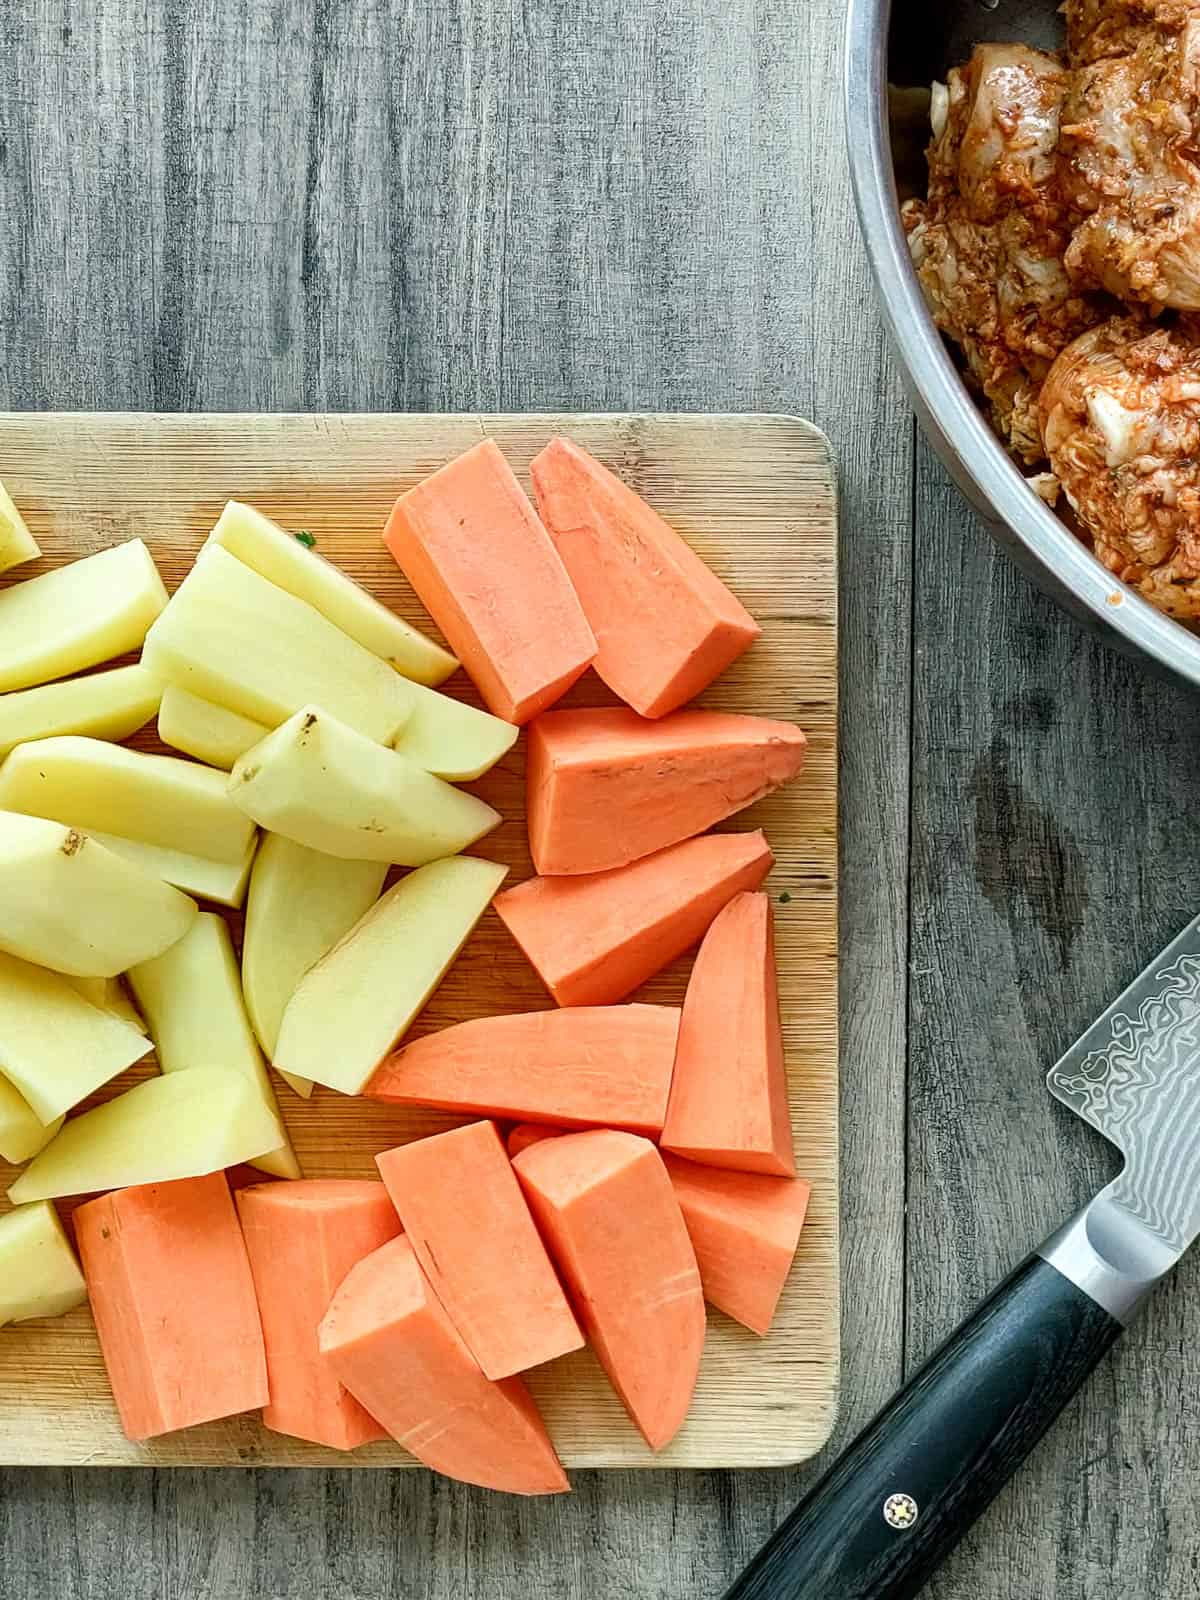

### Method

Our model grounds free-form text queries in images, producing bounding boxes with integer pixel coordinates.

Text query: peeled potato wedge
[0,1076,63,1165]
[142,545,415,745]
[157,686,268,770]
[391,680,519,782]
[274,855,507,1094]
[0,539,167,692]
[0,736,257,866]
[127,913,299,1180]
[63,975,143,1032]
[204,500,458,686]
[0,950,153,1123]
[241,833,387,1094]
[0,480,40,576]
[0,811,198,977]
[0,665,161,761]
[91,829,258,910]
[0,1203,87,1326]
[229,705,500,863]
[7,1068,283,1204]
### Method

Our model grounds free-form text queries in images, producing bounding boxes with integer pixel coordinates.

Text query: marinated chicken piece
[903,44,1100,463]
[1060,8,1200,310]
[1040,315,1200,617]
[1064,0,1198,65]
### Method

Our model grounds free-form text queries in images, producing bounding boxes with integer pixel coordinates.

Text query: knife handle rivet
[883,1493,919,1531]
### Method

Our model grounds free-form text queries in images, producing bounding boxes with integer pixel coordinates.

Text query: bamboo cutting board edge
[0,411,839,1471]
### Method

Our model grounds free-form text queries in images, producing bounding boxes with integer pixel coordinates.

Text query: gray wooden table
[0,1,1196,1595]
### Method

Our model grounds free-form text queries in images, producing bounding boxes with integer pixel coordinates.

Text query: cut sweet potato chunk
[367,1004,679,1135]
[376,1120,582,1379]
[507,1123,560,1158]
[661,1155,809,1335]
[319,1235,569,1494]
[494,830,773,1007]
[662,891,795,1177]
[513,1130,705,1450]
[382,440,596,723]
[529,436,760,717]
[237,1180,402,1450]
[527,706,806,874]
[75,1174,267,1441]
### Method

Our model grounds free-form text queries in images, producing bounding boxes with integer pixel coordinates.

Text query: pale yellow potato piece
[0,540,167,692]
[0,480,40,576]
[63,976,143,1031]
[0,736,256,865]
[158,686,267,769]
[0,665,162,761]
[230,706,500,864]
[142,545,415,745]
[390,679,519,781]
[127,913,299,1180]
[0,1075,62,1165]
[7,1068,282,1203]
[274,855,507,1094]
[0,950,152,1123]
[0,812,198,978]
[91,829,258,909]
[205,501,458,686]
[0,1203,86,1325]
[242,833,387,1095]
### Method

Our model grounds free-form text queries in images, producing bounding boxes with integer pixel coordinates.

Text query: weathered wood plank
[909,435,1200,1600]
[0,0,911,1593]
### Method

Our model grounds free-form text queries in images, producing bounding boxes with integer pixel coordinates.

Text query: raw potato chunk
[0,951,152,1123]
[241,833,387,1093]
[275,856,508,1094]
[0,811,198,977]
[230,706,500,864]
[237,1179,402,1449]
[0,1203,86,1326]
[0,540,167,692]
[0,1076,63,1165]
[0,479,40,575]
[158,686,267,769]
[127,913,299,1181]
[64,976,143,1031]
[8,1068,285,1203]
[0,665,161,760]
[204,500,458,686]
[319,1235,569,1494]
[513,1130,705,1450]
[0,736,257,865]
[76,1175,268,1440]
[142,545,414,744]
[92,830,258,910]
[391,680,519,782]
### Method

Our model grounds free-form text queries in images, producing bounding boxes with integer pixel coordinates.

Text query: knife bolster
[1039,1189,1176,1324]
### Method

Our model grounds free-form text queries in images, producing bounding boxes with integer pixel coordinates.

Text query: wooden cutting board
[0,411,838,1470]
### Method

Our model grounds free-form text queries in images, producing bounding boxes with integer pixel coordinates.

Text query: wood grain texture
[0,0,913,1593]
[0,409,838,1471]
[909,437,1200,1600]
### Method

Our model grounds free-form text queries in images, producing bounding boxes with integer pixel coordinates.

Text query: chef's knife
[722,916,1200,1600]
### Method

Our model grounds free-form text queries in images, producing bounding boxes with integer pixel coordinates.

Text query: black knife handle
[722,1253,1124,1600]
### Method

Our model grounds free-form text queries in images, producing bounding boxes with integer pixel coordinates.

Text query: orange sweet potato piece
[661,1155,810,1335]
[319,1234,569,1494]
[662,891,795,1176]
[507,1123,560,1158]
[382,440,596,723]
[366,1004,679,1135]
[75,1173,267,1441]
[376,1120,583,1379]
[514,1129,705,1449]
[494,829,773,1007]
[529,436,760,717]
[526,706,805,875]
[236,1179,402,1450]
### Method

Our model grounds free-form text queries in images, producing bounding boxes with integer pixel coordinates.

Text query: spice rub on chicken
[902,44,1100,462]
